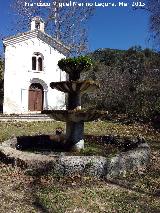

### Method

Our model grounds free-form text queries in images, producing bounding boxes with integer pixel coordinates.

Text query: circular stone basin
[0,135,150,178]
[42,110,108,122]
[50,80,99,94]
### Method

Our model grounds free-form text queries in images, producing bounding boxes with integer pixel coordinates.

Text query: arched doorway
[28,83,44,111]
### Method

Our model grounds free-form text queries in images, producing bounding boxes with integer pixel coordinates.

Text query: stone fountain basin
[42,110,108,122]
[0,136,150,178]
[50,80,99,93]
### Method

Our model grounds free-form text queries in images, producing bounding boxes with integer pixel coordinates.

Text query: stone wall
[0,138,150,179]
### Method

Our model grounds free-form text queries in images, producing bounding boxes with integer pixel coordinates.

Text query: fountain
[42,56,107,151]
[0,56,150,178]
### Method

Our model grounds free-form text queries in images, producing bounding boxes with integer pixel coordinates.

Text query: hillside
[82,46,160,121]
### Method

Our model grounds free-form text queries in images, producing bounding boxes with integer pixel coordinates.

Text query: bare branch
[11,0,95,56]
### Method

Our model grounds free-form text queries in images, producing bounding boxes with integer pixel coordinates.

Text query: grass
[36,184,160,213]
[0,120,159,144]
[0,120,160,212]
[0,121,65,142]
[78,141,118,157]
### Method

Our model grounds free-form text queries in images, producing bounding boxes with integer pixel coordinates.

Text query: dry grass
[0,120,160,212]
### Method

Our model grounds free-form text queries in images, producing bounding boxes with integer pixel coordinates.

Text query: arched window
[32,52,44,71]
[32,56,36,70]
[38,57,42,71]
[35,21,40,30]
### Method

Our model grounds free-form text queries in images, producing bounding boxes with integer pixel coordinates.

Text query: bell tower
[31,16,45,32]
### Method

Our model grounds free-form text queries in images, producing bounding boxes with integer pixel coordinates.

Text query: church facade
[3,17,69,114]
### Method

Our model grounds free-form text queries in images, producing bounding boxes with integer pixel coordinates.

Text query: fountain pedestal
[42,56,107,151]
[66,121,84,150]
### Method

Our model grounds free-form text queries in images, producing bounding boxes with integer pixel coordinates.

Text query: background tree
[82,47,160,120]
[12,0,94,56]
[135,0,160,48]
[145,0,160,47]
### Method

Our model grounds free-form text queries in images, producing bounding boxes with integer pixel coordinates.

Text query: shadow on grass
[32,195,50,213]
[28,176,51,213]
[27,172,160,213]
[111,190,160,213]
[105,167,160,199]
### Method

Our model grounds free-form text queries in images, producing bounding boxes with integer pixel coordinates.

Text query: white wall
[3,37,66,114]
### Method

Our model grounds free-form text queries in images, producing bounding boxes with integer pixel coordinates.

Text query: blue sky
[89,2,151,51]
[0,0,152,55]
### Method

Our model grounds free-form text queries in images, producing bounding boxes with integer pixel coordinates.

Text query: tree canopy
[82,47,160,120]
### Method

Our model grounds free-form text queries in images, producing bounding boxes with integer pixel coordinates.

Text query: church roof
[3,29,70,56]
[32,16,45,23]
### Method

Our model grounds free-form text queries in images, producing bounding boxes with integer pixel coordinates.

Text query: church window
[32,56,36,70]
[38,57,43,71]
[32,53,44,71]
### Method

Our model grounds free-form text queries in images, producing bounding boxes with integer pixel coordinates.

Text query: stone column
[67,92,81,110]
[66,79,84,150]
[43,90,48,110]
[66,121,84,151]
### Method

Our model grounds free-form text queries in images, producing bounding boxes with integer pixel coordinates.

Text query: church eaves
[3,30,70,56]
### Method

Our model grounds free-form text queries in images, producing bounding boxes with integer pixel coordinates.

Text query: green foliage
[58,56,93,73]
[89,46,160,72]
[82,47,160,120]
[88,48,125,66]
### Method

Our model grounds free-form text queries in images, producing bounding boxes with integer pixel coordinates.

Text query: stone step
[0,113,54,121]
[0,113,48,117]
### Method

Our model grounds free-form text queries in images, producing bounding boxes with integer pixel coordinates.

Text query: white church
[3,17,69,114]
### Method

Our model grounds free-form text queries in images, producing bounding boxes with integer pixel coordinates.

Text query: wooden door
[28,84,43,111]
